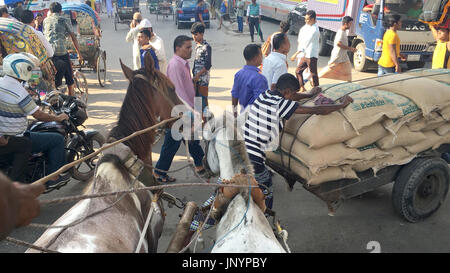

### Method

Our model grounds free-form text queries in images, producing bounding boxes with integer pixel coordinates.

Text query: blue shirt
[220,2,227,13]
[231,65,268,112]
[140,48,160,71]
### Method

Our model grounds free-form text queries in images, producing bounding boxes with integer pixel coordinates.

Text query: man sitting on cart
[43,2,83,97]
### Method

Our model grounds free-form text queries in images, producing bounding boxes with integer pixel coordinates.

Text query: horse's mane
[109,68,158,161]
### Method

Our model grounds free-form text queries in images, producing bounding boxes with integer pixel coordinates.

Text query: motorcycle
[0,92,105,191]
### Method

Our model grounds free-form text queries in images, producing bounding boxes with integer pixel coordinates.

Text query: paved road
[1,5,447,253]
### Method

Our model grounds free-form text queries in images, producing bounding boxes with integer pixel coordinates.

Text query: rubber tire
[97,51,107,87]
[114,14,118,31]
[177,22,184,29]
[73,70,88,104]
[392,157,449,223]
[407,61,425,70]
[318,30,331,56]
[353,42,370,72]
[69,132,105,182]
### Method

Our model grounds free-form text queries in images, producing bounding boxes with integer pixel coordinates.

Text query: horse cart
[114,0,140,31]
[147,0,160,13]
[267,145,449,223]
[156,0,175,21]
[63,3,107,90]
[266,72,450,223]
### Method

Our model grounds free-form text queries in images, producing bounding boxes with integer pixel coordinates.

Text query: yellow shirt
[432,40,450,69]
[378,29,400,68]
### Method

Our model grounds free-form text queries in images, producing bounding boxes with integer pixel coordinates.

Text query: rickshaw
[0,18,82,108]
[114,0,140,31]
[148,0,160,13]
[62,3,107,90]
[157,0,175,21]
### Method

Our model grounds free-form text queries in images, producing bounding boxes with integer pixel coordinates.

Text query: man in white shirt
[262,33,290,90]
[20,10,54,58]
[125,13,144,70]
[319,16,356,82]
[148,26,168,74]
[292,10,320,92]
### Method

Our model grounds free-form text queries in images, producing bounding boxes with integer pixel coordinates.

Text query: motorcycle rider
[0,53,70,192]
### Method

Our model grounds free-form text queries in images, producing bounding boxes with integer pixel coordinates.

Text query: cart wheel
[97,50,107,87]
[114,14,118,31]
[392,157,449,223]
[73,70,88,104]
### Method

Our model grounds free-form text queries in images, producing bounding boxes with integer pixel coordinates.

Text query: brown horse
[27,54,183,253]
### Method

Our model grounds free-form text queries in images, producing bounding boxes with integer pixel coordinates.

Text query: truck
[307,0,436,71]
[239,0,303,21]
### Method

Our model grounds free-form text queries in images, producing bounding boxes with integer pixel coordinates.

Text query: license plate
[407,54,420,61]
[190,18,195,22]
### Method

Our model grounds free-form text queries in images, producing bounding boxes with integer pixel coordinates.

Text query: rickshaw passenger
[43,2,83,96]
[20,10,54,58]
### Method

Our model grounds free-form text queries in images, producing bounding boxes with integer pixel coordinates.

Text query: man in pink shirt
[166,35,197,108]
[154,35,205,183]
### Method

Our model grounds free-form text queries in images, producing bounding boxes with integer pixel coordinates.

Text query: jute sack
[376,126,426,150]
[345,122,389,148]
[266,150,358,185]
[352,146,415,173]
[405,69,450,85]
[309,82,423,131]
[296,111,357,148]
[357,143,391,161]
[382,107,422,134]
[435,123,450,136]
[404,130,449,154]
[357,74,450,116]
[407,112,446,131]
[439,106,450,121]
[280,133,363,174]
[284,114,310,136]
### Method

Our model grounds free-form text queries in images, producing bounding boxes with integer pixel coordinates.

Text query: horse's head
[111,54,182,160]
[204,111,253,180]
[120,53,182,119]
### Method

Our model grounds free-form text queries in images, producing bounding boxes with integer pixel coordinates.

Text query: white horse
[27,146,165,253]
[203,112,286,253]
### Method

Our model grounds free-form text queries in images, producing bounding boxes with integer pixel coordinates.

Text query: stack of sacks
[267,70,450,186]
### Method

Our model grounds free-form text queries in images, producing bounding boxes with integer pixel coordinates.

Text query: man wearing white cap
[146,20,167,74]
[126,18,167,72]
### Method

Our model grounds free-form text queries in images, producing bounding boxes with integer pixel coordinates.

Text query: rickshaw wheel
[114,14,118,31]
[97,50,107,87]
[73,70,89,104]
[392,157,449,223]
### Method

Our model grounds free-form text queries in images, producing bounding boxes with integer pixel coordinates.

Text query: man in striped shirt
[244,73,353,210]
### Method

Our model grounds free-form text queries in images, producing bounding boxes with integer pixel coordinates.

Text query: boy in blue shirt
[138,29,159,70]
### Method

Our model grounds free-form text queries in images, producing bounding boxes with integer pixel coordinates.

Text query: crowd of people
[0,0,450,243]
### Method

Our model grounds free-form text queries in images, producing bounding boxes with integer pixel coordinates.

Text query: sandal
[155,175,176,183]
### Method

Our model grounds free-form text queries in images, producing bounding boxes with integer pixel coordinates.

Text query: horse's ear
[120,58,134,81]
[144,51,155,75]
